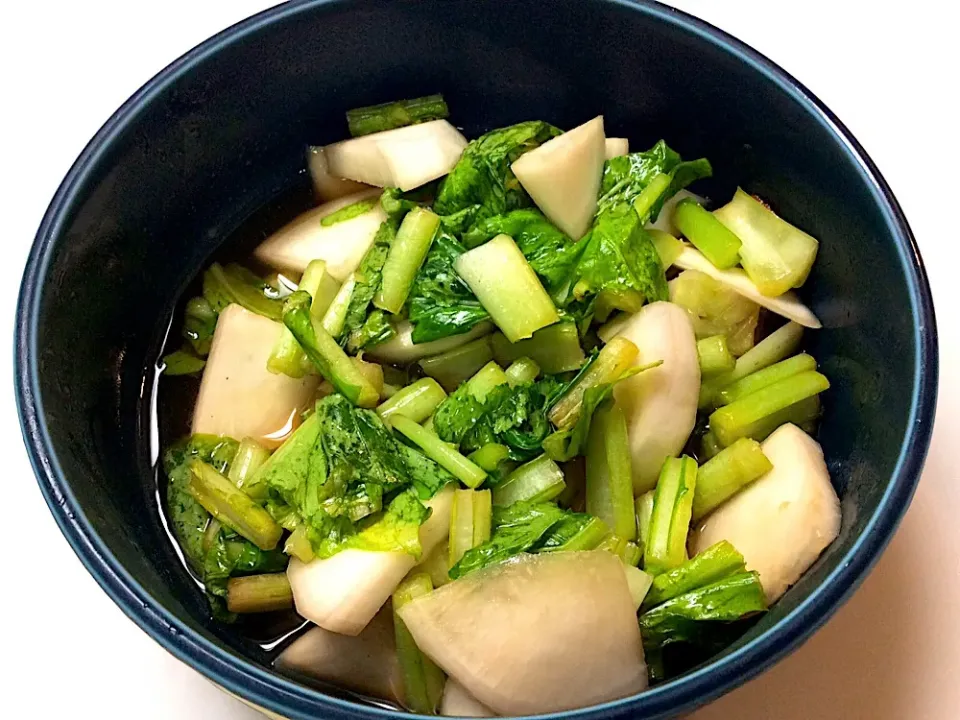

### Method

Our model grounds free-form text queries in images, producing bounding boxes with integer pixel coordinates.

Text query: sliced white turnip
[323,120,468,191]
[307,146,371,201]
[605,137,629,159]
[691,423,841,603]
[440,679,495,718]
[397,551,647,716]
[624,565,654,611]
[287,486,454,636]
[192,305,317,448]
[364,320,493,365]
[512,116,606,240]
[275,606,404,705]
[647,189,708,236]
[254,189,385,280]
[610,302,701,493]
[674,245,822,328]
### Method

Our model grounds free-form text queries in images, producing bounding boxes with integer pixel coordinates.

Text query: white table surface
[2,1,957,718]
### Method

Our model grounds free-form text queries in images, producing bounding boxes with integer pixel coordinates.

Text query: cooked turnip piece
[324,119,468,191]
[397,551,648,715]
[604,137,629,159]
[287,487,455,635]
[512,116,606,240]
[192,305,317,447]
[674,245,821,328]
[275,606,405,705]
[254,189,386,279]
[440,679,495,718]
[365,320,493,365]
[307,146,371,201]
[610,302,701,493]
[691,423,841,602]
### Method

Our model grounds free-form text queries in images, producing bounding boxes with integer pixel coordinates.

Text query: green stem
[636,491,655,547]
[390,416,488,488]
[465,361,509,401]
[548,336,639,429]
[709,370,829,446]
[716,353,817,405]
[346,94,449,137]
[632,172,672,222]
[226,573,294,614]
[448,489,493,567]
[586,403,637,541]
[188,461,282,551]
[697,335,736,376]
[644,456,698,574]
[468,443,510,472]
[227,438,271,501]
[641,540,746,609]
[418,337,494,392]
[693,437,773,521]
[375,208,441,314]
[377,378,448,425]
[505,357,540,386]
[492,454,566,506]
[673,199,743,269]
[320,273,357,339]
[699,321,804,408]
[550,517,610,552]
[490,322,585,374]
[392,573,446,714]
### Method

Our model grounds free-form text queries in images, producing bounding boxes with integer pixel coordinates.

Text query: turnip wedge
[275,606,405,705]
[691,423,841,602]
[674,245,821,328]
[286,486,454,636]
[440,679,495,717]
[397,551,648,715]
[609,302,701,493]
[254,189,386,279]
[512,116,606,240]
[324,120,468,191]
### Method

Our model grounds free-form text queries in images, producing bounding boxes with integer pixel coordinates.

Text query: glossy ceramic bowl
[15,1,938,718]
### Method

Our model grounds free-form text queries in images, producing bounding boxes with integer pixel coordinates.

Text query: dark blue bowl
[14,1,938,718]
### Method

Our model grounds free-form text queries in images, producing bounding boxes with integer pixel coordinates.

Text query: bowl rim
[14,0,939,718]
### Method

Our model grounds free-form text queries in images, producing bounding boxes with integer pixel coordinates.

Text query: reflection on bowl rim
[14,1,938,718]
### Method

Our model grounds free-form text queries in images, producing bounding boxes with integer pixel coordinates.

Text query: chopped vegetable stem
[347,94,449,137]
[505,357,540,386]
[644,456,698,573]
[392,573,446,714]
[466,361,509,401]
[419,337,494,392]
[188,461,282,551]
[642,540,746,609]
[674,199,743,269]
[586,403,637,540]
[377,378,447,425]
[697,335,736,376]
[548,337,639,429]
[493,454,566,506]
[491,322,585,375]
[390,416,487,488]
[693,437,773,521]
[226,573,294,614]
[375,207,441,314]
[227,437,271,500]
[716,353,817,405]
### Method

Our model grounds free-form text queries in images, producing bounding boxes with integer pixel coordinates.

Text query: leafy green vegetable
[163,434,240,572]
[162,348,206,376]
[407,232,490,343]
[569,204,668,313]
[321,198,379,227]
[254,395,453,558]
[461,209,585,304]
[203,262,284,321]
[342,489,431,558]
[434,121,562,223]
[529,512,603,552]
[432,375,568,461]
[346,309,395,353]
[346,94,449,137]
[202,526,288,622]
[448,501,566,579]
[637,571,767,652]
[342,221,396,350]
[597,140,712,219]
[182,296,217,356]
[642,540,746,609]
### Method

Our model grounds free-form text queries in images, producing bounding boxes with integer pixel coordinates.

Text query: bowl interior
[18,1,934,718]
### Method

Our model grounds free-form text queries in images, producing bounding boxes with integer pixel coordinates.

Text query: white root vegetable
[287,486,455,636]
[397,551,647,716]
[691,423,841,602]
[364,321,493,365]
[610,302,701,494]
[512,116,606,240]
[646,189,708,237]
[192,305,317,448]
[275,606,404,704]
[674,245,822,328]
[323,120,468,191]
[440,680,496,718]
[307,146,371,201]
[604,137,629,159]
[253,189,385,280]
[624,565,653,611]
